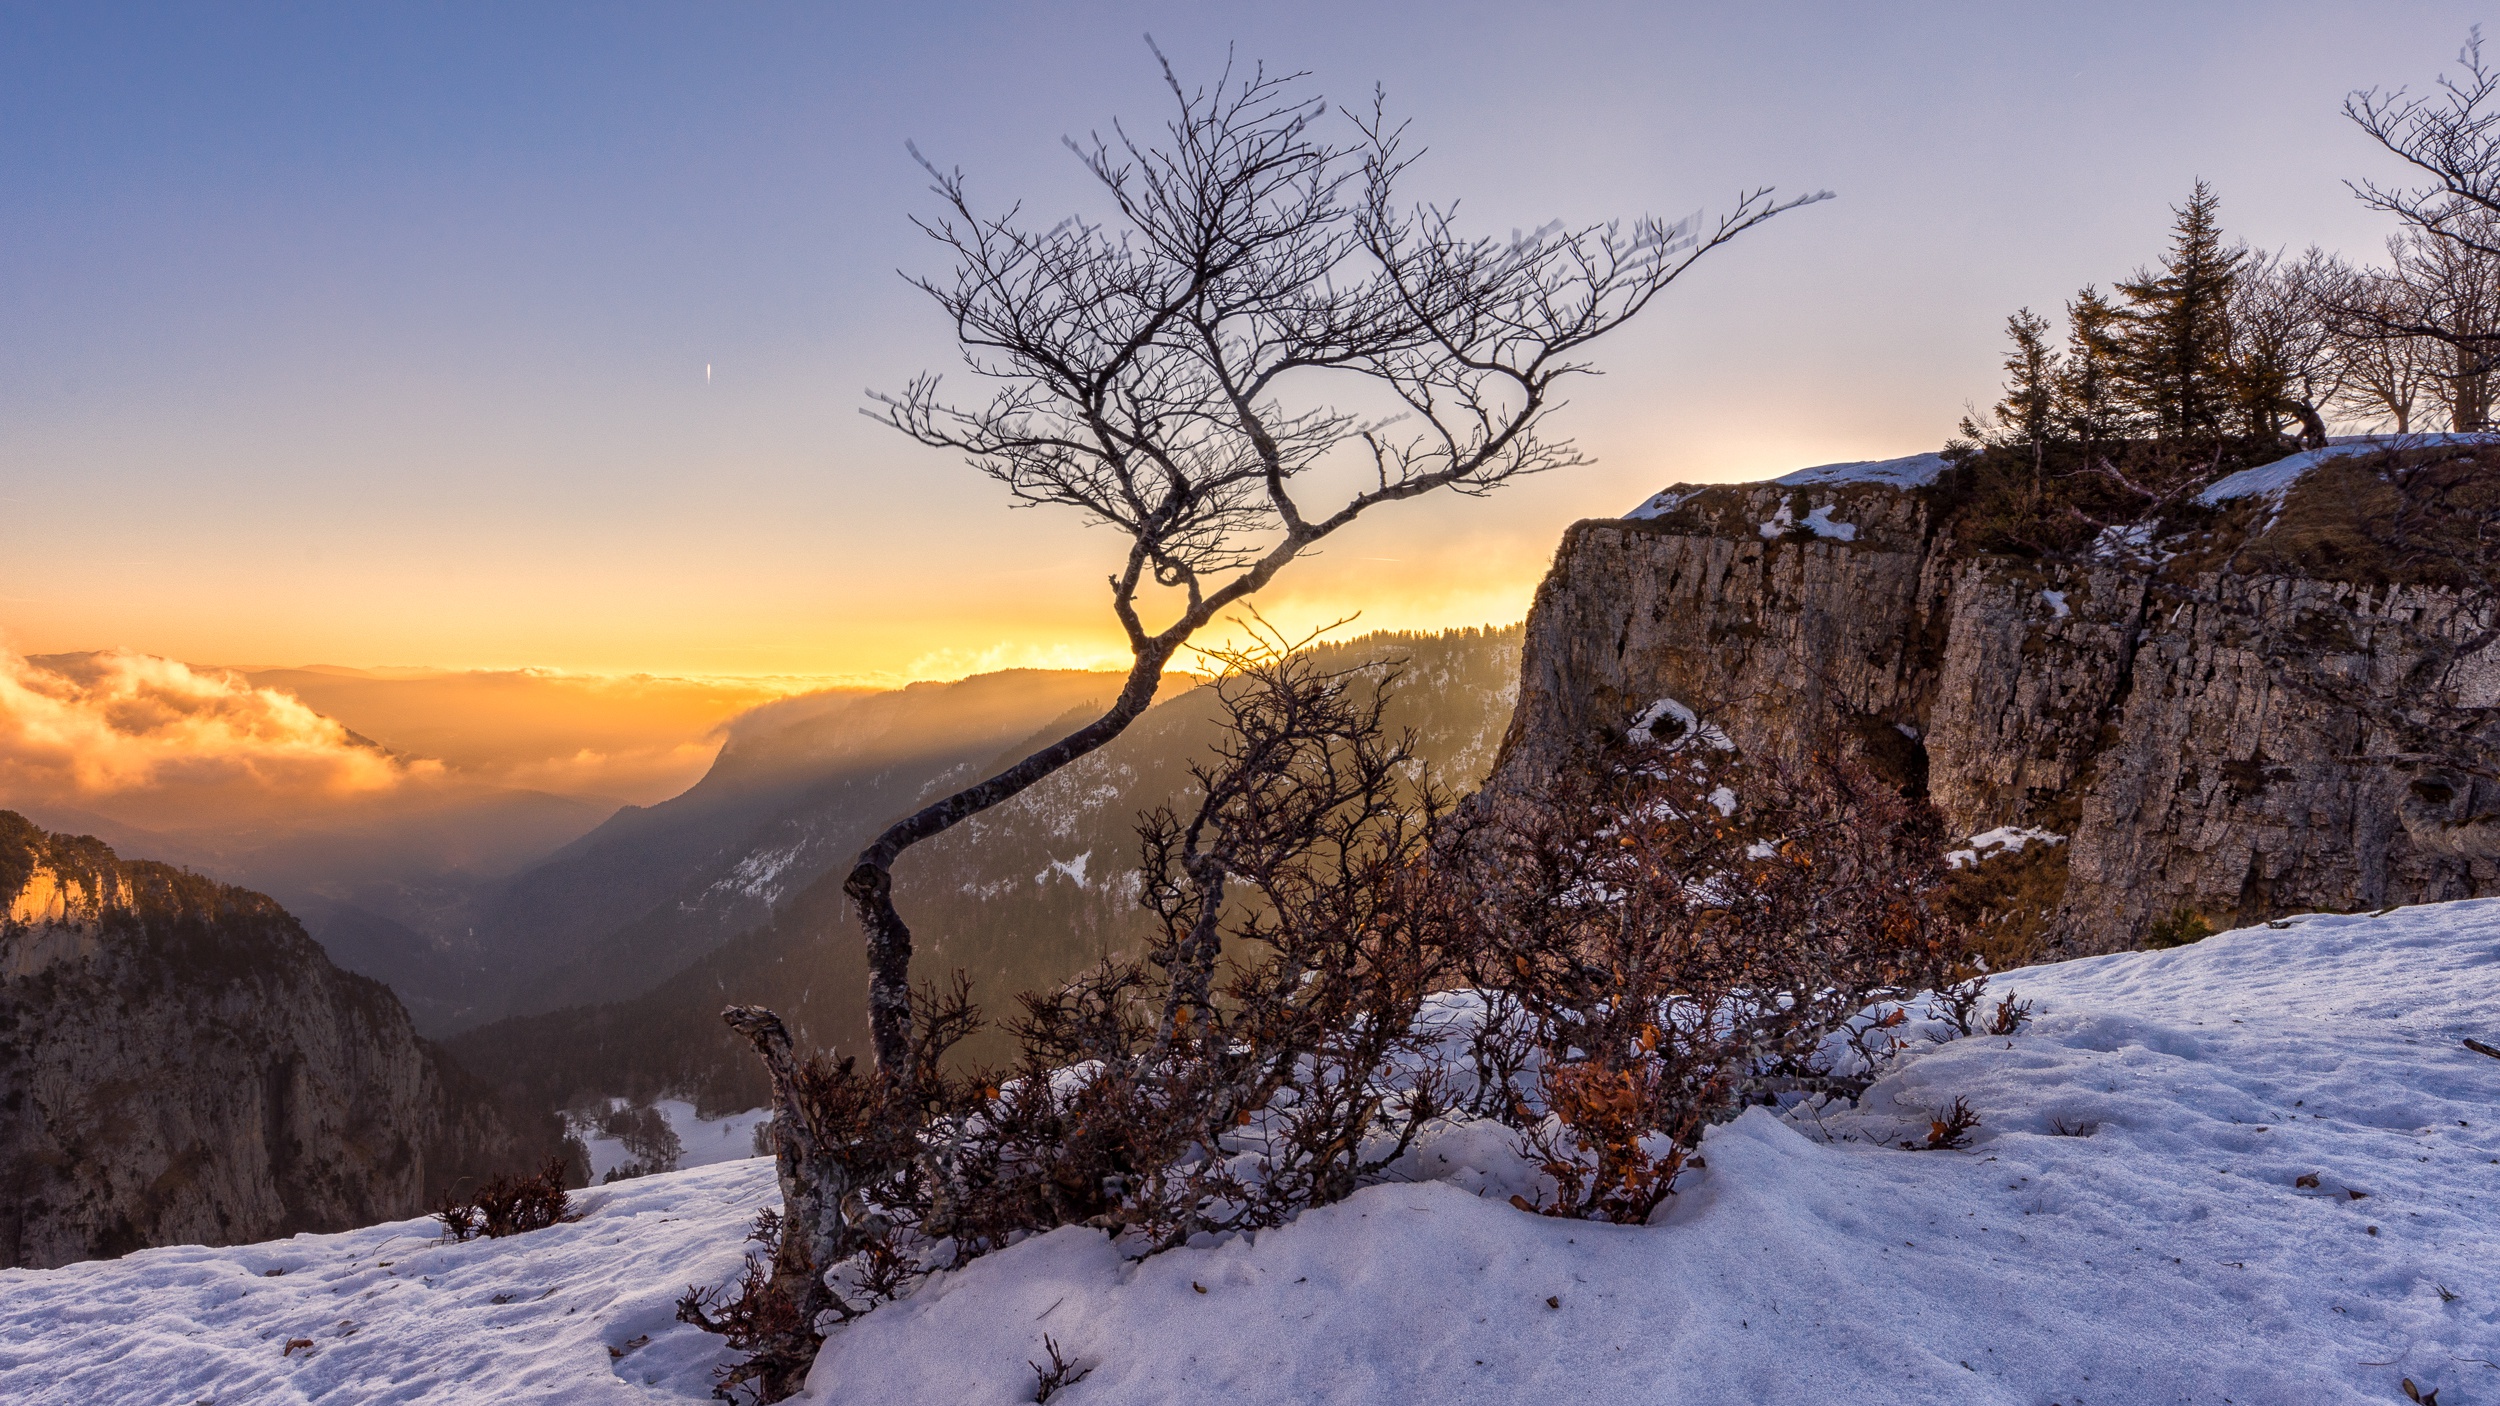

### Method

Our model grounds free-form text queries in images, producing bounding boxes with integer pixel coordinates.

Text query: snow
[1772,452,1950,489]
[2039,589,2070,620]
[1627,697,1733,751]
[2194,433,2499,506]
[712,842,807,904]
[1750,501,1860,542]
[1622,488,1692,520]
[1036,850,1092,887]
[1624,453,1942,522]
[573,1100,772,1183]
[2089,521,2164,565]
[801,900,2500,1404]
[11,902,2500,1405]
[1946,825,2066,870]
[1800,504,1858,541]
[0,1159,778,1404]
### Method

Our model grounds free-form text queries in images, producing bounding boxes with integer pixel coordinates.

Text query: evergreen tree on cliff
[1989,307,2057,502]
[2115,180,2245,442]
[2058,284,2131,455]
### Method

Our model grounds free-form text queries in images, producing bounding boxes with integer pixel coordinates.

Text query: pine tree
[2058,285,2129,456]
[1992,307,2060,445]
[1991,307,2059,503]
[2115,181,2246,442]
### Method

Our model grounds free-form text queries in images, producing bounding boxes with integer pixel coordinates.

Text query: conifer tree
[2058,285,2129,457]
[1991,307,2060,444]
[1990,307,2058,500]
[2114,181,2246,442]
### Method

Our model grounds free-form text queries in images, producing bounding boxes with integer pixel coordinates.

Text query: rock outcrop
[0,812,552,1269]
[1487,466,2500,954]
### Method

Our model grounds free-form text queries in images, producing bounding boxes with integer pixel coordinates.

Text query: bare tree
[2229,246,2347,448]
[2390,221,2500,428]
[2345,30,2500,427]
[840,50,1825,1077]
[2328,252,2434,432]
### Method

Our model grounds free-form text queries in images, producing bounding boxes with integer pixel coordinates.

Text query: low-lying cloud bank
[0,643,433,813]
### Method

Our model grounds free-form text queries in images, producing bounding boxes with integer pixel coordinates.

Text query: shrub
[436,1157,578,1242]
[1456,733,1973,1221]
[1905,1097,1981,1151]
[1029,1335,1089,1402]
[2145,907,2214,949]
[683,650,1975,1389]
[926,639,1462,1254]
[681,638,1465,1399]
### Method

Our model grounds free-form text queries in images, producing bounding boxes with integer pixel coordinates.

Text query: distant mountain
[444,626,1522,1115]
[440,669,1148,1029]
[0,812,559,1269]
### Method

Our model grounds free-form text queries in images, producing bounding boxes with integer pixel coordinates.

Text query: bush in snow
[686,652,1979,1393]
[686,993,969,1401]
[1454,735,1975,1222]
[933,638,1461,1253]
[685,638,1465,1399]
[435,1157,579,1242]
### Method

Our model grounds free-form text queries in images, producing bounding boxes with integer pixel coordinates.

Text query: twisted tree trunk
[844,647,1177,1075]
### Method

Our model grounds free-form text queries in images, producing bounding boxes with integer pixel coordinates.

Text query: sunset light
[5,7,2497,1403]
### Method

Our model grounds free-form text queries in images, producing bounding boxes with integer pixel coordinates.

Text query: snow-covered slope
[804,900,2500,1405]
[1625,452,1948,519]
[6,901,2496,1404]
[574,1099,771,1183]
[0,1161,776,1404]
[2193,433,2498,505]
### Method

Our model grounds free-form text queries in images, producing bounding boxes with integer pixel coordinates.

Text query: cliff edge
[0,812,554,1268]
[1488,446,2500,955]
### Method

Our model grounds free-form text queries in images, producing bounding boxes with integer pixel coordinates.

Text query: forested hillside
[445,626,1521,1114]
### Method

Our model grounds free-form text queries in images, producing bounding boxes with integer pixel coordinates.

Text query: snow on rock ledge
[1625,451,1947,521]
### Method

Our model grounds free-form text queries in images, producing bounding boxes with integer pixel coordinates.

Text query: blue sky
[0,1,2485,676]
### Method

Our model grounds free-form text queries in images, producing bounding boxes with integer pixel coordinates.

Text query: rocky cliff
[1488,451,2500,955]
[0,812,551,1269]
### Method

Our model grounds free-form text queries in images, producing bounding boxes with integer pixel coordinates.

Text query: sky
[1,0,2490,681]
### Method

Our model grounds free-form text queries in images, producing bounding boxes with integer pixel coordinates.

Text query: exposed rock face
[1488,476,2500,954]
[0,813,548,1269]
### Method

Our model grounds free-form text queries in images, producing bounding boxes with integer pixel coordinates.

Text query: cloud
[902,639,1132,682]
[0,641,433,811]
[487,741,722,802]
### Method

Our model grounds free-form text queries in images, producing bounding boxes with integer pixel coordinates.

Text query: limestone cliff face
[0,813,546,1269]
[1488,476,2500,953]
